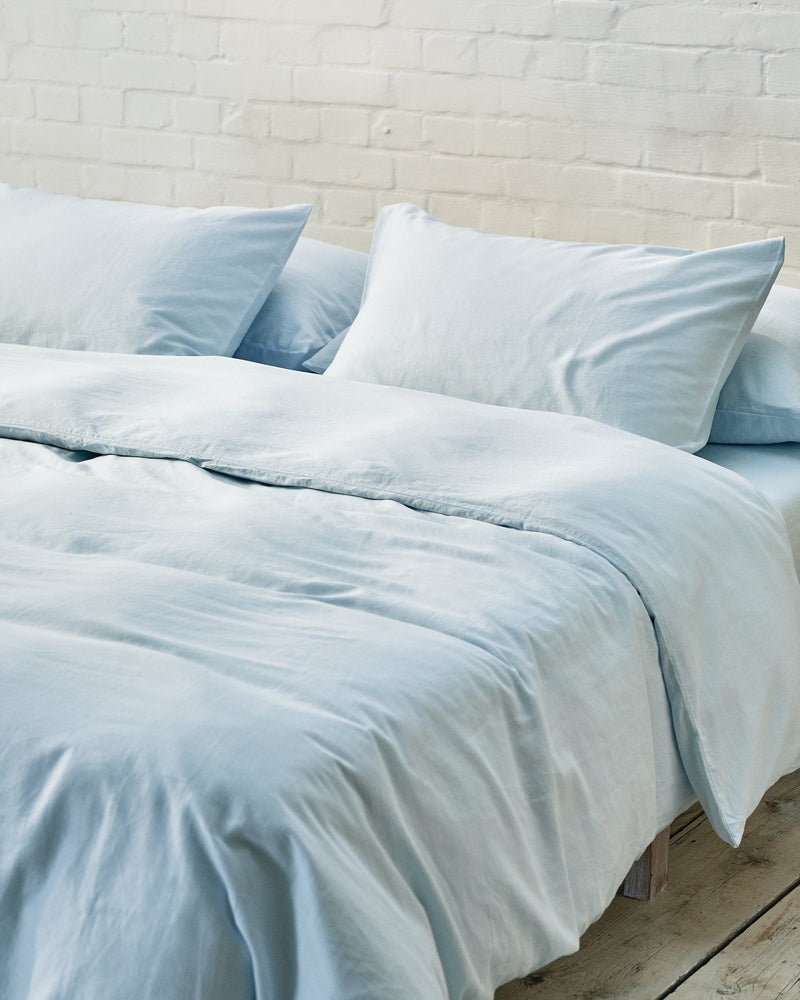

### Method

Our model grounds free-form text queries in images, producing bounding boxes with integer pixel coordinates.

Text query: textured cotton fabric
[235,237,368,370]
[0,184,310,355]
[2,347,799,1000]
[326,203,784,452]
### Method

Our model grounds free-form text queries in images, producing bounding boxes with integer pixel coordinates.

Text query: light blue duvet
[1,346,799,1000]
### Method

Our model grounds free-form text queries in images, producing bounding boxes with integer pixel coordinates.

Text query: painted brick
[476,119,531,158]
[591,44,701,91]
[533,40,587,80]
[29,10,79,48]
[101,127,192,168]
[33,159,84,196]
[11,47,100,86]
[0,8,29,46]
[427,193,483,229]
[505,161,617,208]
[125,90,172,129]
[391,0,493,33]
[196,60,292,102]
[759,140,800,186]
[271,104,320,142]
[294,66,390,106]
[616,6,738,48]
[706,220,770,249]
[0,83,35,120]
[643,130,703,175]
[172,16,220,60]
[13,119,100,160]
[80,87,124,127]
[320,27,372,65]
[173,96,221,135]
[479,198,536,237]
[124,167,174,204]
[423,115,475,155]
[221,177,272,208]
[493,1,552,36]
[736,181,800,229]
[618,169,733,220]
[2,0,800,271]
[395,152,502,196]
[174,171,224,207]
[554,0,620,40]
[394,71,501,115]
[702,136,758,179]
[370,110,423,150]
[294,143,393,188]
[765,53,800,98]
[188,0,272,19]
[35,85,80,123]
[422,34,479,75]
[77,13,124,50]
[0,157,36,188]
[221,103,270,139]
[81,161,128,200]
[123,14,171,54]
[320,107,370,146]
[476,35,532,78]
[371,28,422,69]
[700,51,762,96]
[220,23,319,65]
[324,186,376,226]
[103,52,194,92]
[583,125,642,168]
[194,135,291,178]
[290,0,388,28]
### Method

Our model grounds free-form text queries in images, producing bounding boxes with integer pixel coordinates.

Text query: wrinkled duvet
[1,345,800,1000]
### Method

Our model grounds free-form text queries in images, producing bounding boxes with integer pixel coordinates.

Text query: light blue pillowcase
[0,183,311,356]
[326,204,784,452]
[303,326,350,374]
[235,237,368,371]
[710,285,800,444]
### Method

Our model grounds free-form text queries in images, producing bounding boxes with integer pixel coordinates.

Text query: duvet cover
[1,344,800,1000]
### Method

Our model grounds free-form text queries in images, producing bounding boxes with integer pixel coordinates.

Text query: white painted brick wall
[1,0,800,283]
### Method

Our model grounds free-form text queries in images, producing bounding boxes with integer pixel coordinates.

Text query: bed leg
[621,826,670,901]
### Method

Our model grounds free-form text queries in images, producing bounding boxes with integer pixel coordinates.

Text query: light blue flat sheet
[1,346,798,1000]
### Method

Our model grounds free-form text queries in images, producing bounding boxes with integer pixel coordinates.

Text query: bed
[1,185,800,1000]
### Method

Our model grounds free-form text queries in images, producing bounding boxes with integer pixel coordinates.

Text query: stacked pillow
[5,186,798,452]
[0,183,311,356]
[235,237,368,372]
[709,284,800,445]
[325,203,785,453]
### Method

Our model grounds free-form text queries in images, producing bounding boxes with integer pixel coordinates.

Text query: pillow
[325,204,784,452]
[303,325,350,374]
[235,237,368,371]
[709,284,800,444]
[0,183,311,356]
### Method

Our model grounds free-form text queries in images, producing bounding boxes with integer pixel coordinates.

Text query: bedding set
[1,185,800,1000]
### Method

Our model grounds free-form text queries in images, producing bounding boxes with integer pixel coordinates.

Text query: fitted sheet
[699,443,800,574]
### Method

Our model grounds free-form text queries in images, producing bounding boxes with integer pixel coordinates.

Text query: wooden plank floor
[496,769,800,1000]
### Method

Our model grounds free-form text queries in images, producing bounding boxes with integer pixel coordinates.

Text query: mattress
[699,443,800,574]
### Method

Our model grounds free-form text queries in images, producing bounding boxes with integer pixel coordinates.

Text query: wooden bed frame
[621,827,670,900]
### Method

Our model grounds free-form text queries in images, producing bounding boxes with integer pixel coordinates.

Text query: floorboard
[495,769,800,1000]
